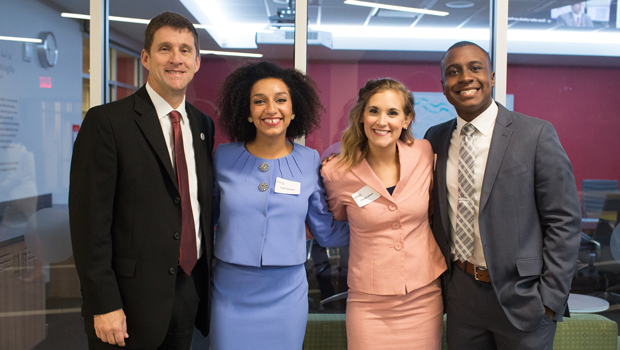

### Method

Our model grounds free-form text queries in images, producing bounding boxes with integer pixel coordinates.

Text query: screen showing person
[551,1,611,28]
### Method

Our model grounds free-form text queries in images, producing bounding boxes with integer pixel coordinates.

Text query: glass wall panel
[506,0,620,333]
[1,0,84,348]
[305,0,493,315]
[115,50,137,86]
[106,0,296,145]
[2,0,295,348]
[3,0,616,349]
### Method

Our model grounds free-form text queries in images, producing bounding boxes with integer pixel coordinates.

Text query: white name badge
[352,185,381,207]
[274,177,301,195]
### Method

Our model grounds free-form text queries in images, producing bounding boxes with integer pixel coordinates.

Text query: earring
[291,114,295,120]
[403,125,408,130]
[248,117,253,123]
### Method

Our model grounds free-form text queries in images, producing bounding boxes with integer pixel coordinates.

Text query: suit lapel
[480,103,513,211]
[349,155,395,203]
[133,87,177,188]
[391,141,414,198]
[436,120,456,240]
[348,141,416,204]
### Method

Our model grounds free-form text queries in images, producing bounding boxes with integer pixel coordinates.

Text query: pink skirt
[346,278,443,350]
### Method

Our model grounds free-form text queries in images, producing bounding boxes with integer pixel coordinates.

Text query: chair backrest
[590,193,620,273]
[581,180,619,218]
[609,224,620,264]
[590,193,620,245]
[583,180,620,192]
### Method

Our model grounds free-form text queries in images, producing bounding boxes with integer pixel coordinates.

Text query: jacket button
[389,204,397,211]
[173,232,181,240]
[174,197,181,204]
[258,182,269,192]
[392,222,400,229]
[169,267,176,275]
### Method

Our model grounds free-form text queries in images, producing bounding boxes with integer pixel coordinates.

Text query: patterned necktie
[455,123,476,263]
[170,110,197,275]
[576,16,581,27]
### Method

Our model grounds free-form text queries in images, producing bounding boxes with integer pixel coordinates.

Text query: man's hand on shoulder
[94,308,129,346]
[321,153,339,168]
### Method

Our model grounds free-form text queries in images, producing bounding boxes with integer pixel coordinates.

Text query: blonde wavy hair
[338,78,415,170]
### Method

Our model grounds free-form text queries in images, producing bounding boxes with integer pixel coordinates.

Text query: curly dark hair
[218,61,324,142]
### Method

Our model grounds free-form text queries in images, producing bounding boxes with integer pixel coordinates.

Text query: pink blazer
[321,139,446,296]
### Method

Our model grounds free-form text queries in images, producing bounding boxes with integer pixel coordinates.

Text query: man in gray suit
[425,41,581,350]
[558,2,594,27]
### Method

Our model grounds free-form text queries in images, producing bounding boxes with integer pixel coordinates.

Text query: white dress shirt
[146,83,202,258]
[446,101,498,268]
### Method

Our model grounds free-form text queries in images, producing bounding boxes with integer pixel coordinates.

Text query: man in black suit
[425,41,581,349]
[69,12,214,349]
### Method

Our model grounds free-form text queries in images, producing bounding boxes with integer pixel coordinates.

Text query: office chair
[578,180,619,284]
[587,193,620,304]
[582,180,620,192]
[581,179,619,218]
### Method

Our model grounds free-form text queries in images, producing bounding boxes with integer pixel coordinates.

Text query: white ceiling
[38,0,620,66]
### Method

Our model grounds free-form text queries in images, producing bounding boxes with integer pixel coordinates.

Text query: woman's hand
[305,221,315,240]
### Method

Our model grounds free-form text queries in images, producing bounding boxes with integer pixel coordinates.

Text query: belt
[456,260,491,283]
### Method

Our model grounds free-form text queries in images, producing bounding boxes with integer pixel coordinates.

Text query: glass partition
[304,0,492,314]
[1,0,293,348]
[505,0,620,330]
[1,0,618,349]
[1,0,83,348]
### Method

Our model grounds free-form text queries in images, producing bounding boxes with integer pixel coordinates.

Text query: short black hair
[440,41,492,77]
[218,61,324,142]
[144,12,200,57]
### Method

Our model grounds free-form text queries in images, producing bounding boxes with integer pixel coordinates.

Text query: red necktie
[169,110,197,275]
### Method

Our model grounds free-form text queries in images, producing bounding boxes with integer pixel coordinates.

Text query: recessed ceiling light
[446,1,475,9]
[61,12,208,28]
[0,35,42,43]
[344,0,448,16]
[273,0,288,3]
[201,50,263,58]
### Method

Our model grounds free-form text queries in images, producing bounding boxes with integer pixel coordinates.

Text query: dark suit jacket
[69,86,214,348]
[425,103,581,331]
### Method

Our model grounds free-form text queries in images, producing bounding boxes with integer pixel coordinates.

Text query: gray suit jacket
[425,103,581,331]
[558,12,594,27]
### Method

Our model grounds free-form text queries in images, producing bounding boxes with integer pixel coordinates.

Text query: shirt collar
[456,100,498,137]
[146,82,187,122]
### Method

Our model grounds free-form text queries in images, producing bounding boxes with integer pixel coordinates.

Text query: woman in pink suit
[321,78,447,349]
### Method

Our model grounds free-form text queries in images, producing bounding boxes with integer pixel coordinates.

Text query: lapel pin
[200,133,205,140]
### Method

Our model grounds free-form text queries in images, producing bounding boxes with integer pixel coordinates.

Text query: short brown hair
[144,12,200,57]
[338,78,415,170]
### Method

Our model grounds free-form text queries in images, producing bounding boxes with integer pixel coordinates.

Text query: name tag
[352,185,381,207]
[274,177,301,195]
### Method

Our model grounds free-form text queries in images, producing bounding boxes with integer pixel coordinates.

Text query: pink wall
[507,64,620,191]
[189,57,620,191]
